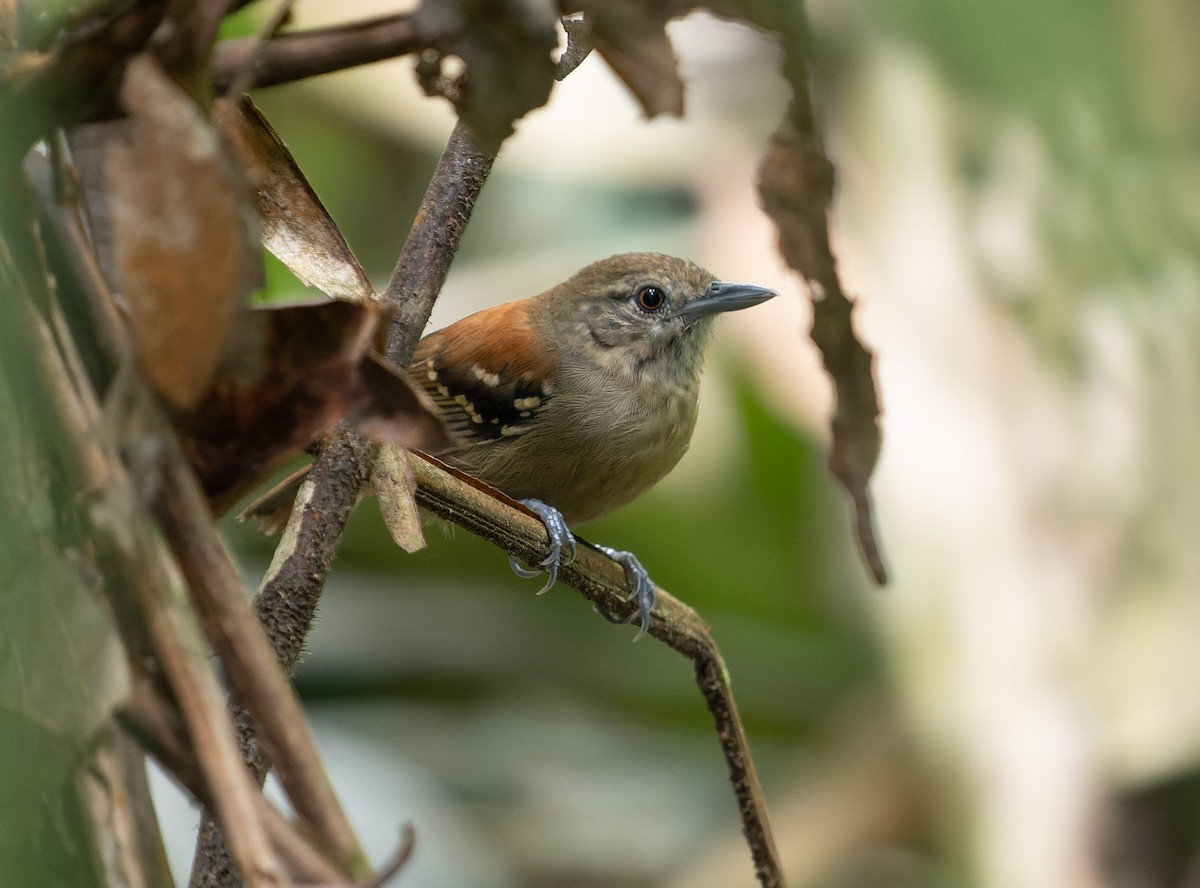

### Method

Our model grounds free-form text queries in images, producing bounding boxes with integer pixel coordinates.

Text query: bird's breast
[443,368,700,525]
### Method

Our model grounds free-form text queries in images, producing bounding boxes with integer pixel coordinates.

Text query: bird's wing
[408,299,555,446]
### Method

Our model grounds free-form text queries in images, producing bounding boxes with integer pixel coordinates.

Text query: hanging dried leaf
[176,297,446,514]
[755,61,888,583]
[213,96,375,303]
[569,0,698,117]
[70,54,260,411]
[372,443,426,553]
[176,298,374,511]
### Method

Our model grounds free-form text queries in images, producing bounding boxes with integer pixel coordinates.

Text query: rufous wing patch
[408,300,556,446]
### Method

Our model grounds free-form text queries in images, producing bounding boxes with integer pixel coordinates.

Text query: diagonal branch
[408,453,786,888]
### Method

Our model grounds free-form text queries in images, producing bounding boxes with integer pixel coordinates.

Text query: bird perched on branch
[246,253,775,635]
[407,252,775,634]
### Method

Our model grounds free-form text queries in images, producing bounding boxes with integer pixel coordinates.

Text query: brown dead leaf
[71,54,260,411]
[759,120,888,585]
[354,352,455,452]
[570,0,698,117]
[413,0,559,152]
[177,297,376,512]
[213,96,374,303]
[372,443,426,553]
[179,298,449,514]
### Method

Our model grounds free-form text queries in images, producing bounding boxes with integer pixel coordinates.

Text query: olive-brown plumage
[411,253,774,525]
[244,253,775,634]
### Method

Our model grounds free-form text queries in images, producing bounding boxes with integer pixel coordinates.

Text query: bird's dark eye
[635,285,666,312]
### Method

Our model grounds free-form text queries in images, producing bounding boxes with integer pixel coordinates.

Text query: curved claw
[594,545,656,640]
[508,555,542,579]
[510,498,577,594]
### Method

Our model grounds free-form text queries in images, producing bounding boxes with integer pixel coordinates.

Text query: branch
[212,12,435,94]
[190,119,497,886]
[16,280,285,888]
[408,454,786,888]
[120,669,347,886]
[382,121,496,364]
[25,154,374,885]
[155,439,369,878]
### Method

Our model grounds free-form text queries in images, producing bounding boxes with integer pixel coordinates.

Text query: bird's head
[538,253,776,384]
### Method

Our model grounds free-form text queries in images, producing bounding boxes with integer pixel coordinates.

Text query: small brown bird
[244,253,775,633]
[409,252,776,634]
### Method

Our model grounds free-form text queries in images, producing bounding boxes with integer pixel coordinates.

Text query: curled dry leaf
[167,97,447,515]
[212,96,374,303]
[177,298,378,513]
[71,53,261,411]
[178,296,450,514]
[759,120,888,584]
[372,443,426,553]
[568,0,698,117]
[354,352,455,452]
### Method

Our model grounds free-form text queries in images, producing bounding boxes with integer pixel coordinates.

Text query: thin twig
[383,120,496,364]
[222,0,301,99]
[155,445,369,879]
[408,453,786,888]
[120,670,347,886]
[358,824,416,888]
[212,12,433,95]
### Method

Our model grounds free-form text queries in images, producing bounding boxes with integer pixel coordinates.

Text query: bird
[243,253,775,634]
[406,252,776,635]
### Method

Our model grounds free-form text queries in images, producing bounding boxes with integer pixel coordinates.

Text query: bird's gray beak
[670,281,777,323]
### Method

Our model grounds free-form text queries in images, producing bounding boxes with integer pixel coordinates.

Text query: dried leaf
[71,54,260,411]
[213,96,374,303]
[353,352,455,452]
[572,0,698,117]
[759,119,888,585]
[372,443,426,553]
[177,297,374,512]
[179,299,450,513]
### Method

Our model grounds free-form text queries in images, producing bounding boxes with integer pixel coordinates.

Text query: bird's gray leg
[509,498,577,594]
[593,546,656,640]
[509,500,656,639]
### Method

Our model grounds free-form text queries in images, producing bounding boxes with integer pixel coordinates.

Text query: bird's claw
[594,545,656,640]
[509,498,577,594]
[508,500,654,639]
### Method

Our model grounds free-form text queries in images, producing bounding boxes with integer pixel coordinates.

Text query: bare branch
[155,443,369,879]
[120,671,348,886]
[408,453,786,888]
[383,121,496,364]
[212,12,433,94]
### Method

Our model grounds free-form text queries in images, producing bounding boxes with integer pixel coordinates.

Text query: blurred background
[144,0,1200,885]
